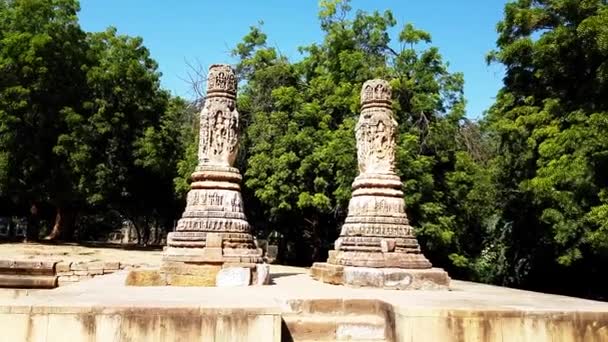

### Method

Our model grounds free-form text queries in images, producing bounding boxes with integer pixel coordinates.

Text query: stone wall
[56,261,138,286]
[0,308,281,342]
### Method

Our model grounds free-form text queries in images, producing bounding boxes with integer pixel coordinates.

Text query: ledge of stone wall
[56,261,144,286]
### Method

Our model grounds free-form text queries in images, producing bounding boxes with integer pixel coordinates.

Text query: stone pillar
[161,64,265,286]
[311,79,450,290]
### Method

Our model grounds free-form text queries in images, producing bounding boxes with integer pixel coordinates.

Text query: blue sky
[79,0,507,119]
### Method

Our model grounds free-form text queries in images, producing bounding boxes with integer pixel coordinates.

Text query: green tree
[234,0,493,269]
[0,0,89,239]
[56,28,189,243]
[485,0,608,298]
[0,1,190,242]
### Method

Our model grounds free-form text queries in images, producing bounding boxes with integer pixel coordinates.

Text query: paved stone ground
[2,264,606,312]
[1,243,608,312]
[1,251,608,341]
[0,242,162,265]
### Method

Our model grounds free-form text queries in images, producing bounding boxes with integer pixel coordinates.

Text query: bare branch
[178,58,208,107]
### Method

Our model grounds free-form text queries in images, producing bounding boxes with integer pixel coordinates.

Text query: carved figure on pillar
[161,64,265,286]
[311,79,450,290]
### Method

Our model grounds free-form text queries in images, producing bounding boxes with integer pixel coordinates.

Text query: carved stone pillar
[160,64,265,286]
[311,79,450,290]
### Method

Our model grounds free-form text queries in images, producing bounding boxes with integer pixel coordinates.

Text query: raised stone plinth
[312,79,450,289]
[0,260,58,289]
[311,262,449,290]
[158,64,264,286]
[2,267,608,341]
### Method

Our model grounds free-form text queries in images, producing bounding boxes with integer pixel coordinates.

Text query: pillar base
[310,262,450,290]
[126,262,270,287]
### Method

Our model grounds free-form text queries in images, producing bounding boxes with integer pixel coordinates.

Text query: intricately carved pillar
[161,64,265,286]
[311,79,450,290]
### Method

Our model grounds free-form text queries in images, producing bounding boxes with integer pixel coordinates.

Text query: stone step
[0,274,58,289]
[283,314,387,341]
[0,260,57,276]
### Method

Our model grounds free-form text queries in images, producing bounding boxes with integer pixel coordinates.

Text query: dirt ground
[0,242,163,265]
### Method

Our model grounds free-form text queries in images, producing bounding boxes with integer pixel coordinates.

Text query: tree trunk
[25,203,40,242]
[44,207,63,240]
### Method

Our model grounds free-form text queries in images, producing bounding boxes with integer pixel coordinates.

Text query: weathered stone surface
[311,262,344,285]
[0,274,57,288]
[216,267,251,287]
[125,269,167,286]
[103,261,120,270]
[0,260,57,276]
[56,261,72,273]
[167,273,216,287]
[70,262,88,271]
[160,262,221,277]
[313,79,449,289]
[161,64,263,283]
[312,262,449,290]
[255,263,270,285]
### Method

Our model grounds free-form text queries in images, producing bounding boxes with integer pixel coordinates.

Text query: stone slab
[311,262,449,290]
[1,266,608,341]
[0,260,57,276]
[166,273,218,287]
[0,275,57,289]
[125,269,167,286]
[216,267,251,287]
[255,263,270,285]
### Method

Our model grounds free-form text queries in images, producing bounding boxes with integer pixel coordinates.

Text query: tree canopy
[227,0,494,269]
[1,0,608,299]
[0,0,191,242]
[484,0,608,298]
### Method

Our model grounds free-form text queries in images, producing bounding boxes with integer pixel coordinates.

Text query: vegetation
[1,0,607,299]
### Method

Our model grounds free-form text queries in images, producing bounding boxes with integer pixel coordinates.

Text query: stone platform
[1,265,607,341]
[311,262,449,290]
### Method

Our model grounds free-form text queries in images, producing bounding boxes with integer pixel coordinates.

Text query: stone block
[56,261,72,273]
[87,261,105,270]
[71,262,88,271]
[119,263,133,270]
[201,247,223,262]
[310,263,344,284]
[344,267,384,288]
[0,274,57,288]
[56,271,74,276]
[312,263,449,290]
[383,268,413,289]
[216,267,251,287]
[74,270,90,276]
[167,273,216,287]
[336,320,386,340]
[88,269,104,276]
[206,233,222,248]
[255,264,270,285]
[161,263,221,277]
[380,238,396,252]
[57,279,77,287]
[125,269,167,286]
[103,261,120,270]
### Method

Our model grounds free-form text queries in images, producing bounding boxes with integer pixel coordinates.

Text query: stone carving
[162,65,263,279]
[311,79,449,289]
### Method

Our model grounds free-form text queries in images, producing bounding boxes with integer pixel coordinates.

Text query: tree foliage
[0,0,190,242]
[2,0,608,300]
[232,0,493,268]
[484,0,608,298]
